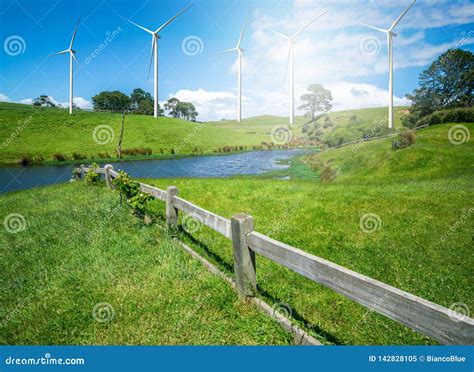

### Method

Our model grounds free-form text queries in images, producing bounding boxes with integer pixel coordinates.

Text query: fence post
[79,164,85,180]
[104,164,114,189]
[166,186,179,228]
[231,213,256,299]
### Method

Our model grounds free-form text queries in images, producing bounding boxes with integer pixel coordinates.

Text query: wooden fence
[79,164,474,345]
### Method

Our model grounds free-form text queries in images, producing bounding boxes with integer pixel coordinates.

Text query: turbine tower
[50,17,80,115]
[362,0,416,129]
[217,17,251,122]
[269,10,328,125]
[124,4,192,118]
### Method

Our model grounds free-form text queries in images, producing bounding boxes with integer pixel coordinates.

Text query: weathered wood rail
[79,165,474,345]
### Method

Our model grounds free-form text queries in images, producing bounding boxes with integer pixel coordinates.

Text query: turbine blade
[123,16,154,35]
[283,42,291,84]
[240,49,254,76]
[237,14,249,48]
[360,23,388,34]
[268,28,289,40]
[71,51,78,63]
[50,49,69,56]
[216,47,237,55]
[389,0,416,31]
[155,3,192,34]
[147,36,156,80]
[291,9,329,39]
[69,16,81,50]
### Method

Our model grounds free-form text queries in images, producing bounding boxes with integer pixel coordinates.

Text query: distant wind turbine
[217,17,252,122]
[362,0,416,129]
[269,10,329,125]
[50,17,80,115]
[123,4,192,118]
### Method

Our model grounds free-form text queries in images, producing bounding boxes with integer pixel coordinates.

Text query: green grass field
[143,123,473,345]
[0,102,407,164]
[0,182,292,345]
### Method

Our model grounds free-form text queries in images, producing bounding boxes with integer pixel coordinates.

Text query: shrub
[98,152,111,158]
[113,171,152,217]
[85,163,100,183]
[320,165,336,182]
[32,154,44,163]
[392,130,416,150]
[18,155,32,166]
[121,147,153,156]
[52,153,67,161]
[72,152,87,160]
[415,107,474,127]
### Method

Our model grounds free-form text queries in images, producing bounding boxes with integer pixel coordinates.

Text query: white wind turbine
[124,4,192,118]
[362,0,416,129]
[50,17,81,115]
[217,17,251,122]
[269,10,328,125]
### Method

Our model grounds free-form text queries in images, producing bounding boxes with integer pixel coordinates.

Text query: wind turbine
[50,17,80,115]
[269,10,328,125]
[124,4,192,118]
[362,0,416,129]
[217,17,251,122]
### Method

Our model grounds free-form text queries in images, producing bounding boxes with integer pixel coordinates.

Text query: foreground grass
[145,123,473,345]
[0,182,291,345]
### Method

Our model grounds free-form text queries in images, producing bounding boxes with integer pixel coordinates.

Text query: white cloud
[20,98,33,104]
[0,93,10,102]
[17,96,92,109]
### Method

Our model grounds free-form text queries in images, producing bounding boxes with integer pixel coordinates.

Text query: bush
[121,147,153,156]
[18,155,32,166]
[113,170,152,217]
[415,107,474,127]
[72,152,87,160]
[32,154,44,163]
[85,163,100,183]
[52,153,67,161]
[98,152,111,158]
[392,130,416,150]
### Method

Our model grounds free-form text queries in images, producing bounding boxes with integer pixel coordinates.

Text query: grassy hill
[0,102,407,164]
[0,182,291,345]
[143,122,473,345]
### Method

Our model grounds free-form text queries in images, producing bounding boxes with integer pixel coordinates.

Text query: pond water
[0,149,312,193]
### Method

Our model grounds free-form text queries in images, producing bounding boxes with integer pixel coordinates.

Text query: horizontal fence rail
[78,165,474,345]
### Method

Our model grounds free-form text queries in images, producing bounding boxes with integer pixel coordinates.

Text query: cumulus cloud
[0,93,10,102]
[20,98,33,104]
[17,96,92,109]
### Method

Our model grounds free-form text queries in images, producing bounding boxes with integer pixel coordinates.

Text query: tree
[404,49,474,126]
[129,88,163,116]
[164,97,180,118]
[92,91,131,112]
[33,95,56,107]
[298,84,333,122]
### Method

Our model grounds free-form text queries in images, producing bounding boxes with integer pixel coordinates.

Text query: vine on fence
[85,163,101,183]
[112,170,152,217]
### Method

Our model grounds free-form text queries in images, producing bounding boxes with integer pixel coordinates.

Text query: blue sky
[0,0,473,120]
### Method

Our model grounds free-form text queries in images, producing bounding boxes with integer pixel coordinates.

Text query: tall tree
[92,91,131,112]
[32,95,56,107]
[298,84,333,122]
[404,49,473,126]
[164,97,180,118]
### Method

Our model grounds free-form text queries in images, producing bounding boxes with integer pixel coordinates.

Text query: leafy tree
[298,84,333,122]
[404,49,474,127]
[32,95,56,107]
[92,91,131,111]
[164,97,180,118]
[323,115,333,128]
[129,88,163,116]
[165,97,198,121]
